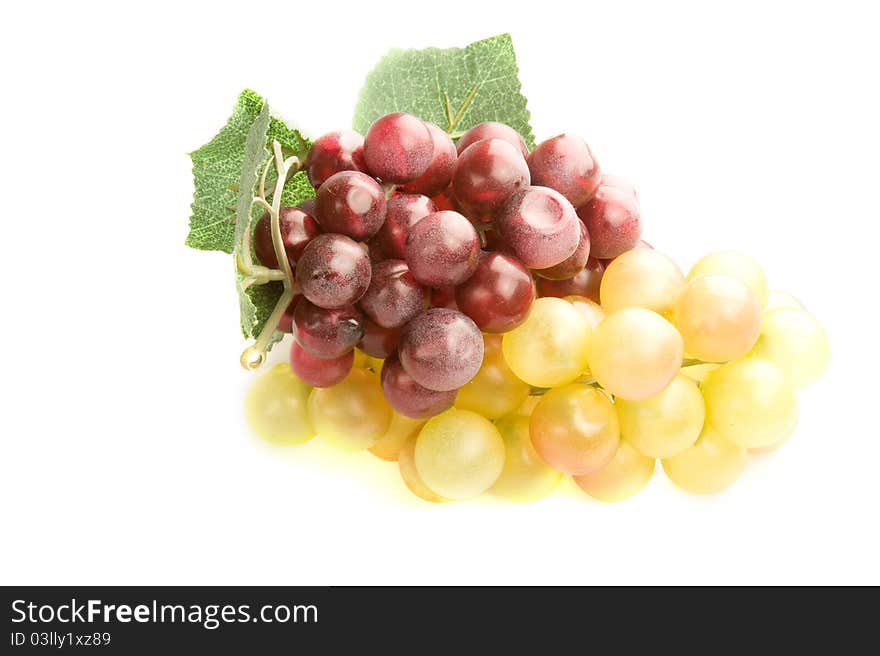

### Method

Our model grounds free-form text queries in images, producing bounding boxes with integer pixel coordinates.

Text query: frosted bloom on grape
[398,309,484,392]
[364,112,434,183]
[496,186,581,269]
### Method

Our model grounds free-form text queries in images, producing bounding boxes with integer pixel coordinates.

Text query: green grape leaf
[233,100,271,340]
[353,33,535,149]
[233,100,270,254]
[187,89,311,253]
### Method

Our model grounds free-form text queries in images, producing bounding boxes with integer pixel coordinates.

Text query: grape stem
[239,141,302,369]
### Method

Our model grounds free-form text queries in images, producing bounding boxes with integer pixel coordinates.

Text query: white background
[1,0,878,585]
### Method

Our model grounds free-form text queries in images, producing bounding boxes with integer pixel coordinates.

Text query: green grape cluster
[246,239,829,502]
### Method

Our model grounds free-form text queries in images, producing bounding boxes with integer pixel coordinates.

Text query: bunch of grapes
[245,112,830,502]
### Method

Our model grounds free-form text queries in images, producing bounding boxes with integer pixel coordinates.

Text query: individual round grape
[564,295,605,328]
[244,363,314,445]
[398,308,484,391]
[357,317,402,359]
[576,182,642,259]
[688,251,769,307]
[455,121,529,157]
[616,374,705,458]
[253,207,322,270]
[455,334,531,420]
[750,307,830,387]
[589,308,684,401]
[414,409,505,499]
[491,414,562,502]
[454,252,536,333]
[765,289,803,312]
[398,435,448,503]
[363,112,434,183]
[502,297,590,388]
[537,257,604,301]
[453,139,530,222]
[600,248,685,316]
[496,186,581,269]
[662,425,746,494]
[529,385,620,475]
[308,368,392,450]
[573,441,654,502]
[527,134,601,207]
[398,122,457,196]
[673,274,762,363]
[532,219,590,280]
[295,233,371,309]
[315,171,387,240]
[404,211,480,287]
[702,358,798,449]
[292,300,363,358]
[430,286,458,310]
[374,194,436,259]
[380,356,457,419]
[304,130,367,187]
[358,260,427,329]
[369,411,427,462]
[289,340,353,388]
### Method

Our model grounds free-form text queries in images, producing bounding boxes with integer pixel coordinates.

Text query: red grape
[453,139,530,223]
[315,171,387,240]
[456,121,529,158]
[398,308,484,391]
[496,186,580,269]
[576,182,642,259]
[304,130,367,188]
[358,260,427,329]
[380,356,457,419]
[537,257,605,301]
[358,318,402,359]
[404,211,480,287]
[527,134,600,207]
[532,218,591,280]
[374,194,436,259]
[295,233,371,309]
[398,122,457,197]
[455,252,535,333]
[253,207,321,269]
[364,112,434,183]
[292,299,363,358]
[289,340,353,388]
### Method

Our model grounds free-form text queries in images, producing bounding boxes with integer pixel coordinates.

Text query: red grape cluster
[254,113,644,420]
